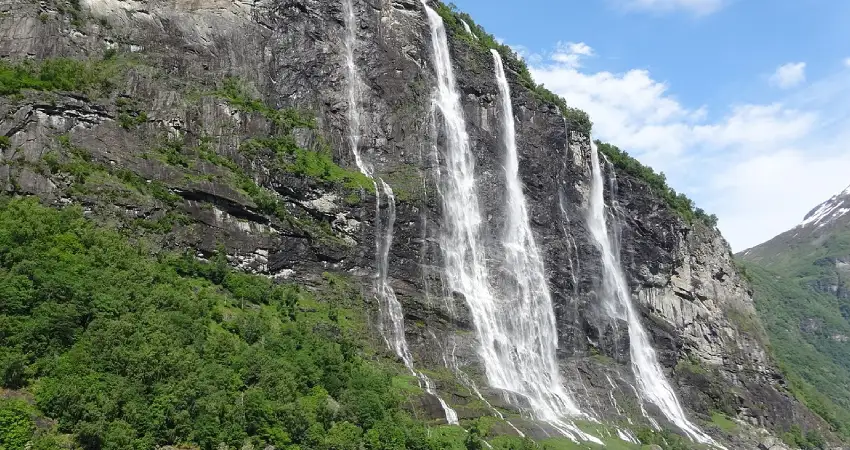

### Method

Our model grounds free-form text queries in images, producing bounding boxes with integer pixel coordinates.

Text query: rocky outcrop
[0,0,836,447]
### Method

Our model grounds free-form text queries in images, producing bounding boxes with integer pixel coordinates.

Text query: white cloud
[550,42,594,68]
[845,57,850,67]
[769,62,807,89]
[709,149,850,249]
[528,44,850,251]
[614,0,725,15]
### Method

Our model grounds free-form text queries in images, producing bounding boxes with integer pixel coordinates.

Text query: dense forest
[0,198,470,450]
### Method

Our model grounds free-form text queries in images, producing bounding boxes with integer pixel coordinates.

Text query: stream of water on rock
[586,140,720,446]
[421,4,598,439]
[343,0,457,425]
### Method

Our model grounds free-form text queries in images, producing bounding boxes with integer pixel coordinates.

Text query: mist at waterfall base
[342,0,457,425]
[586,141,722,447]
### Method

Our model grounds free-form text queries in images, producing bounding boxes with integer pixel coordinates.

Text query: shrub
[0,58,127,97]
[0,400,34,450]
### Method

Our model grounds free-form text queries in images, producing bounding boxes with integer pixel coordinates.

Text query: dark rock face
[0,0,831,447]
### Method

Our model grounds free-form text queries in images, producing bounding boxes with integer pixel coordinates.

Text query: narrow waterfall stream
[585,140,721,447]
[342,0,457,425]
[420,2,596,440]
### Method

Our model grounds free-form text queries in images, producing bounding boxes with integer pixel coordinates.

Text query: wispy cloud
[613,0,725,15]
[550,42,594,68]
[845,57,850,67]
[529,44,850,250]
[769,62,807,89]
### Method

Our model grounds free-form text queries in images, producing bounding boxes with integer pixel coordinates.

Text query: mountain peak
[798,183,850,229]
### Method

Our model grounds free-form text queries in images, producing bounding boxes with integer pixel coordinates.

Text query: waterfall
[420,5,596,438]
[492,50,595,431]
[342,0,370,177]
[585,140,720,446]
[460,19,476,39]
[342,0,457,425]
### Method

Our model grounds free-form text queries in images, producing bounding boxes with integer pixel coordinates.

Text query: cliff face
[0,0,832,447]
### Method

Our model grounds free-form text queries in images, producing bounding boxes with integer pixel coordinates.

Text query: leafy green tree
[324,421,363,450]
[0,400,34,450]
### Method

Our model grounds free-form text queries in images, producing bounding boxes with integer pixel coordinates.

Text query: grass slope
[740,248,850,439]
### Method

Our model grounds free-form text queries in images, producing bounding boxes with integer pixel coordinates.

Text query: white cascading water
[343,0,457,425]
[460,19,476,39]
[491,50,596,435]
[585,140,720,446]
[420,7,596,438]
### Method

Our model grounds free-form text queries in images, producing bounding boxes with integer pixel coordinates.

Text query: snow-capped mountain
[740,184,850,264]
[798,184,850,230]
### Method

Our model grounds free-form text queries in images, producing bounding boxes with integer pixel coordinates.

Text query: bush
[214,77,315,132]
[0,400,34,450]
[0,58,127,97]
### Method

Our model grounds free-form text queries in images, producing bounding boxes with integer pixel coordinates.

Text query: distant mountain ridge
[741,184,850,268]
[800,184,850,229]
[739,182,850,439]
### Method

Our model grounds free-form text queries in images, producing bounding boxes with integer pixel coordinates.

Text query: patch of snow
[799,184,850,228]
[800,201,839,227]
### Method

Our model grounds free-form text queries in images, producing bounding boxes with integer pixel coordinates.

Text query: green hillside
[0,197,463,450]
[740,225,850,440]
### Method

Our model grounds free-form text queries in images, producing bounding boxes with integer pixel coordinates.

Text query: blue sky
[450,0,850,250]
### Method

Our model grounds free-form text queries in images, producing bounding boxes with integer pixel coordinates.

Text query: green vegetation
[0,397,71,449]
[154,136,192,168]
[634,427,707,450]
[675,357,708,376]
[432,3,592,135]
[740,260,850,439]
[41,136,182,208]
[0,136,10,150]
[381,164,424,202]
[0,400,35,450]
[596,141,718,227]
[485,423,709,450]
[0,58,128,97]
[240,136,373,192]
[214,78,373,192]
[0,197,472,450]
[143,133,352,246]
[782,424,827,450]
[116,96,148,129]
[708,412,737,434]
[214,77,315,132]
